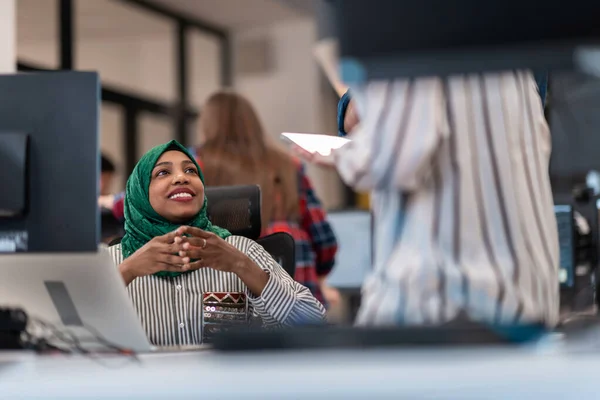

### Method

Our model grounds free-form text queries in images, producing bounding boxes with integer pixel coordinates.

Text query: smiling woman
[109,140,326,346]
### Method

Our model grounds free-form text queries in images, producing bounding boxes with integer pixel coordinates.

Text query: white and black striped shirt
[335,71,559,327]
[108,236,326,346]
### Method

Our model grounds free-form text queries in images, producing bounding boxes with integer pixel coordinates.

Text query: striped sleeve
[334,78,447,192]
[107,243,123,265]
[243,241,327,326]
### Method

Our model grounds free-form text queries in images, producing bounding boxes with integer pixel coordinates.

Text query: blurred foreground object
[332,0,600,81]
[334,72,559,327]
[212,322,547,351]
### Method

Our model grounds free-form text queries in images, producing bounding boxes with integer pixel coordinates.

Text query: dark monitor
[332,0,600,82]
[549,73,600,184]
[554,204,575,288]
[0,72,99,252]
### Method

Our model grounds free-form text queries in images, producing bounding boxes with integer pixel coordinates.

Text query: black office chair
[205,185,296,278]
[205,185,262,240]
[256,232,296,278]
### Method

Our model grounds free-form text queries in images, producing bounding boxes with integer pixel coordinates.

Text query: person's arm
[178,228,327,325]
[297,163,337,278]
[337,89,354,137]
[334,78,447,192]
[243,241,327,326]
[292,90,355,167]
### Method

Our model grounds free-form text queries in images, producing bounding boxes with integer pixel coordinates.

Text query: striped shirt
[108,236,326,346]
[335,71,559,327]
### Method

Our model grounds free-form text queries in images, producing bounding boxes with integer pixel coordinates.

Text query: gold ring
[201,238,207,249]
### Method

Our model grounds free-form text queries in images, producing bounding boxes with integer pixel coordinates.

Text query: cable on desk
[24,316,139,367]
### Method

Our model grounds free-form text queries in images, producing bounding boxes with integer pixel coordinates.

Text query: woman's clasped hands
[119,228,187,284]
[119,226,249,285]
[177,226,251,274]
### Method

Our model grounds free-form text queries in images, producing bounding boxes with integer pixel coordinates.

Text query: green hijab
[121,140,231,277]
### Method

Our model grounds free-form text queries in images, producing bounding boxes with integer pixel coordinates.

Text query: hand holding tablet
[282,131,350,154]
[281,132,351,167]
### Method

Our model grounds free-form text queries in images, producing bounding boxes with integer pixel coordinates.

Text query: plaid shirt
[262,161,337,304]
[111,155,337,305]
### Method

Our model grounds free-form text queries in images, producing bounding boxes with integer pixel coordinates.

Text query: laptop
[0,248,206,353]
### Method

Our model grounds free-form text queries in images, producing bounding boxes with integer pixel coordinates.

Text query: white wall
[189,30,222,109]
[0,0,16,73]
[77,36,176,103]
[233,18,344,209]
[234,19,320,138]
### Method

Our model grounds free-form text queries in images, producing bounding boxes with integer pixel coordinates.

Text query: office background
[15,0,348,210]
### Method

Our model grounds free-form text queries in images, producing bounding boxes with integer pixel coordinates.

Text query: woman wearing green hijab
[108,140,325,346]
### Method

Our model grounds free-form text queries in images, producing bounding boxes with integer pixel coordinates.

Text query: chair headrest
[205,185,262,240]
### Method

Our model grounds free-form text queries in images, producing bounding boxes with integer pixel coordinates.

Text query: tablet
[281,132,350,157]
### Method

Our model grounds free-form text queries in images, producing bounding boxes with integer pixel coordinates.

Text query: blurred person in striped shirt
[334,72,558,328]
[308,0,555,329]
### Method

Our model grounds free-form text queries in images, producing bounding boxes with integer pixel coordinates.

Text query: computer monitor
[0,72,99,252]
[326,210,372,289]
[332,0,600,81]
[549,73,600,187]
[554,204,575,288]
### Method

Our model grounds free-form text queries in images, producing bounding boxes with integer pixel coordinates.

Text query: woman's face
[149,150,205,223]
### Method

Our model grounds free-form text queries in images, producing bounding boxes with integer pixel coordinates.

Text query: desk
[0,344,595,399]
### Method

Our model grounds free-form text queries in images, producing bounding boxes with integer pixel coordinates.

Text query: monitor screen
[554,204,575,288]
[326,210,372,289]
[0,72,99,252]
[549,73,600,188]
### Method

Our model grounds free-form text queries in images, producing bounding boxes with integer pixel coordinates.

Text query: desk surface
[0,342,596,399]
